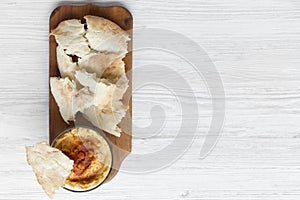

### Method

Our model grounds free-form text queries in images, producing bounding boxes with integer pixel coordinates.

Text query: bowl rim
[50,126,113,192]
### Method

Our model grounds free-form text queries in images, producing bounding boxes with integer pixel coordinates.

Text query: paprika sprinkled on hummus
[52,127,112,191]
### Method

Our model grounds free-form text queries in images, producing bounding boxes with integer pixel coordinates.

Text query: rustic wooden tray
[49,4,132,182]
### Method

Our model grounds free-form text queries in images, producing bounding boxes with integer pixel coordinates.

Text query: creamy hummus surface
[53,127,112,190]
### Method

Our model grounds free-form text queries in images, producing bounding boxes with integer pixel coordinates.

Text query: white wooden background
[1,0,300,199]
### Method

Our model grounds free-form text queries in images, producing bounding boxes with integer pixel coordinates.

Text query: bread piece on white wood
[25,143,73,198]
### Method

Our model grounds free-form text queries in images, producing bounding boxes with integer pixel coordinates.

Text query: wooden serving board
[49,4,132,182]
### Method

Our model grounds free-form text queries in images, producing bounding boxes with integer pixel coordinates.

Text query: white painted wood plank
[1,0,300,199]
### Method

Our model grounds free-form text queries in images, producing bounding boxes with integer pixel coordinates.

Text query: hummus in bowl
[51,127,112,192]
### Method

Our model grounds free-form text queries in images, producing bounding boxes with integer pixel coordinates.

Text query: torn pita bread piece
[114,74,129,102]
[26,142,73,198]
[50,77,94,123]
[50,77,77,123]
[82,102,128,137]
[102,58,126,83]
[84,15,130,56]
[50,19,90,57]
[73,87,94,113]
[75,70,117,109]
[75,70,99,91]
[78,52,120,78]
[101,58,129,101]
[56,46,78,80]
[93,82,116,109]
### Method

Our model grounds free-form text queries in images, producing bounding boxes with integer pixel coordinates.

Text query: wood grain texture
[1,0,300,199]
[49,4,132,182]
